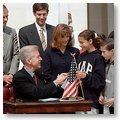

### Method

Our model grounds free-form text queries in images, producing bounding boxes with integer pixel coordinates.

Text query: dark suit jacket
[42,47,80,81]
[13,67,63,101]
[19,23,54,57]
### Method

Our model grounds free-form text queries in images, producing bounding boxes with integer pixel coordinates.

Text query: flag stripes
[62,79,79,98]
[62,53,80,98]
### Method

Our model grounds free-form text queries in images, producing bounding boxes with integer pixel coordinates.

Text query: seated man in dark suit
[13,45,67,101]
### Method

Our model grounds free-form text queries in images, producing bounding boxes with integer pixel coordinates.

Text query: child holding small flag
[76,29,105,114]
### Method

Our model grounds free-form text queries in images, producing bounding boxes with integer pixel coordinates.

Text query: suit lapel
[30,24,44,52]
[22,67,36,85]
[46,24,54,48]
[31,24,39,39]
[46,24,51,47]
[3,31,12,60]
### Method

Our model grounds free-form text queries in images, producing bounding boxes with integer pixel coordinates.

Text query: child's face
[100,46,114,61]
[78,37,91,52]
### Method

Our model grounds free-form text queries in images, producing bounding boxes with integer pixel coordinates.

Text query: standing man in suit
[13,45,68,101]
[3,5,19,86]
[19,3,54,57]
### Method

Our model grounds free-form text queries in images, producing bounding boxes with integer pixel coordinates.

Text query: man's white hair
[19,45,39,64]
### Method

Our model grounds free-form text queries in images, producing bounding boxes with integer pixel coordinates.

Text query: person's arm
[3,74,13,86]
[84,56,105,90]
[77,56,105,90]
[39,73,68,98]
[13,73,50,99]
[104,98,114,107]
[104,64,114,107]
[13,72,67,99]
[9,28,19,75]
[98,91,105,105]
[42,49,56,81]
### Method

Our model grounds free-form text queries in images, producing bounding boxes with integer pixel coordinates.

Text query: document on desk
[38,98,60,102]
[60,97,85,101]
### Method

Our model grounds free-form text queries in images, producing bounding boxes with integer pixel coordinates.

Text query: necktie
[39,27,47,51]
[33,74,38,86]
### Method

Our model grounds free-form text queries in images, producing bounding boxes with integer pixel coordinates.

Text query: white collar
[35,22,46,32]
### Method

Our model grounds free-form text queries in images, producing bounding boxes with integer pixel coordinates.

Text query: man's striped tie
[39,27,47,51]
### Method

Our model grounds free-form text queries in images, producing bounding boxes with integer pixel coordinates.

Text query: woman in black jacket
[42,24,80,82]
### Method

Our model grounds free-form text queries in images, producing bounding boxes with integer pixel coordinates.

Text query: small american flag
[62,53,80,98]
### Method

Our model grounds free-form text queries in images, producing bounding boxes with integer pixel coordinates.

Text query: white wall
[6,3,59,29]
[5,3,87,48]
[5,3,87,69]
[59,3,87,48]
[107,3,114,35]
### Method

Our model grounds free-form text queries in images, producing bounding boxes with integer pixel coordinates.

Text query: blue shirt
[24,66,34,77]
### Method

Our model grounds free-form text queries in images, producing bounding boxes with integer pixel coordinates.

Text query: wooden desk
[4,100,93,114]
